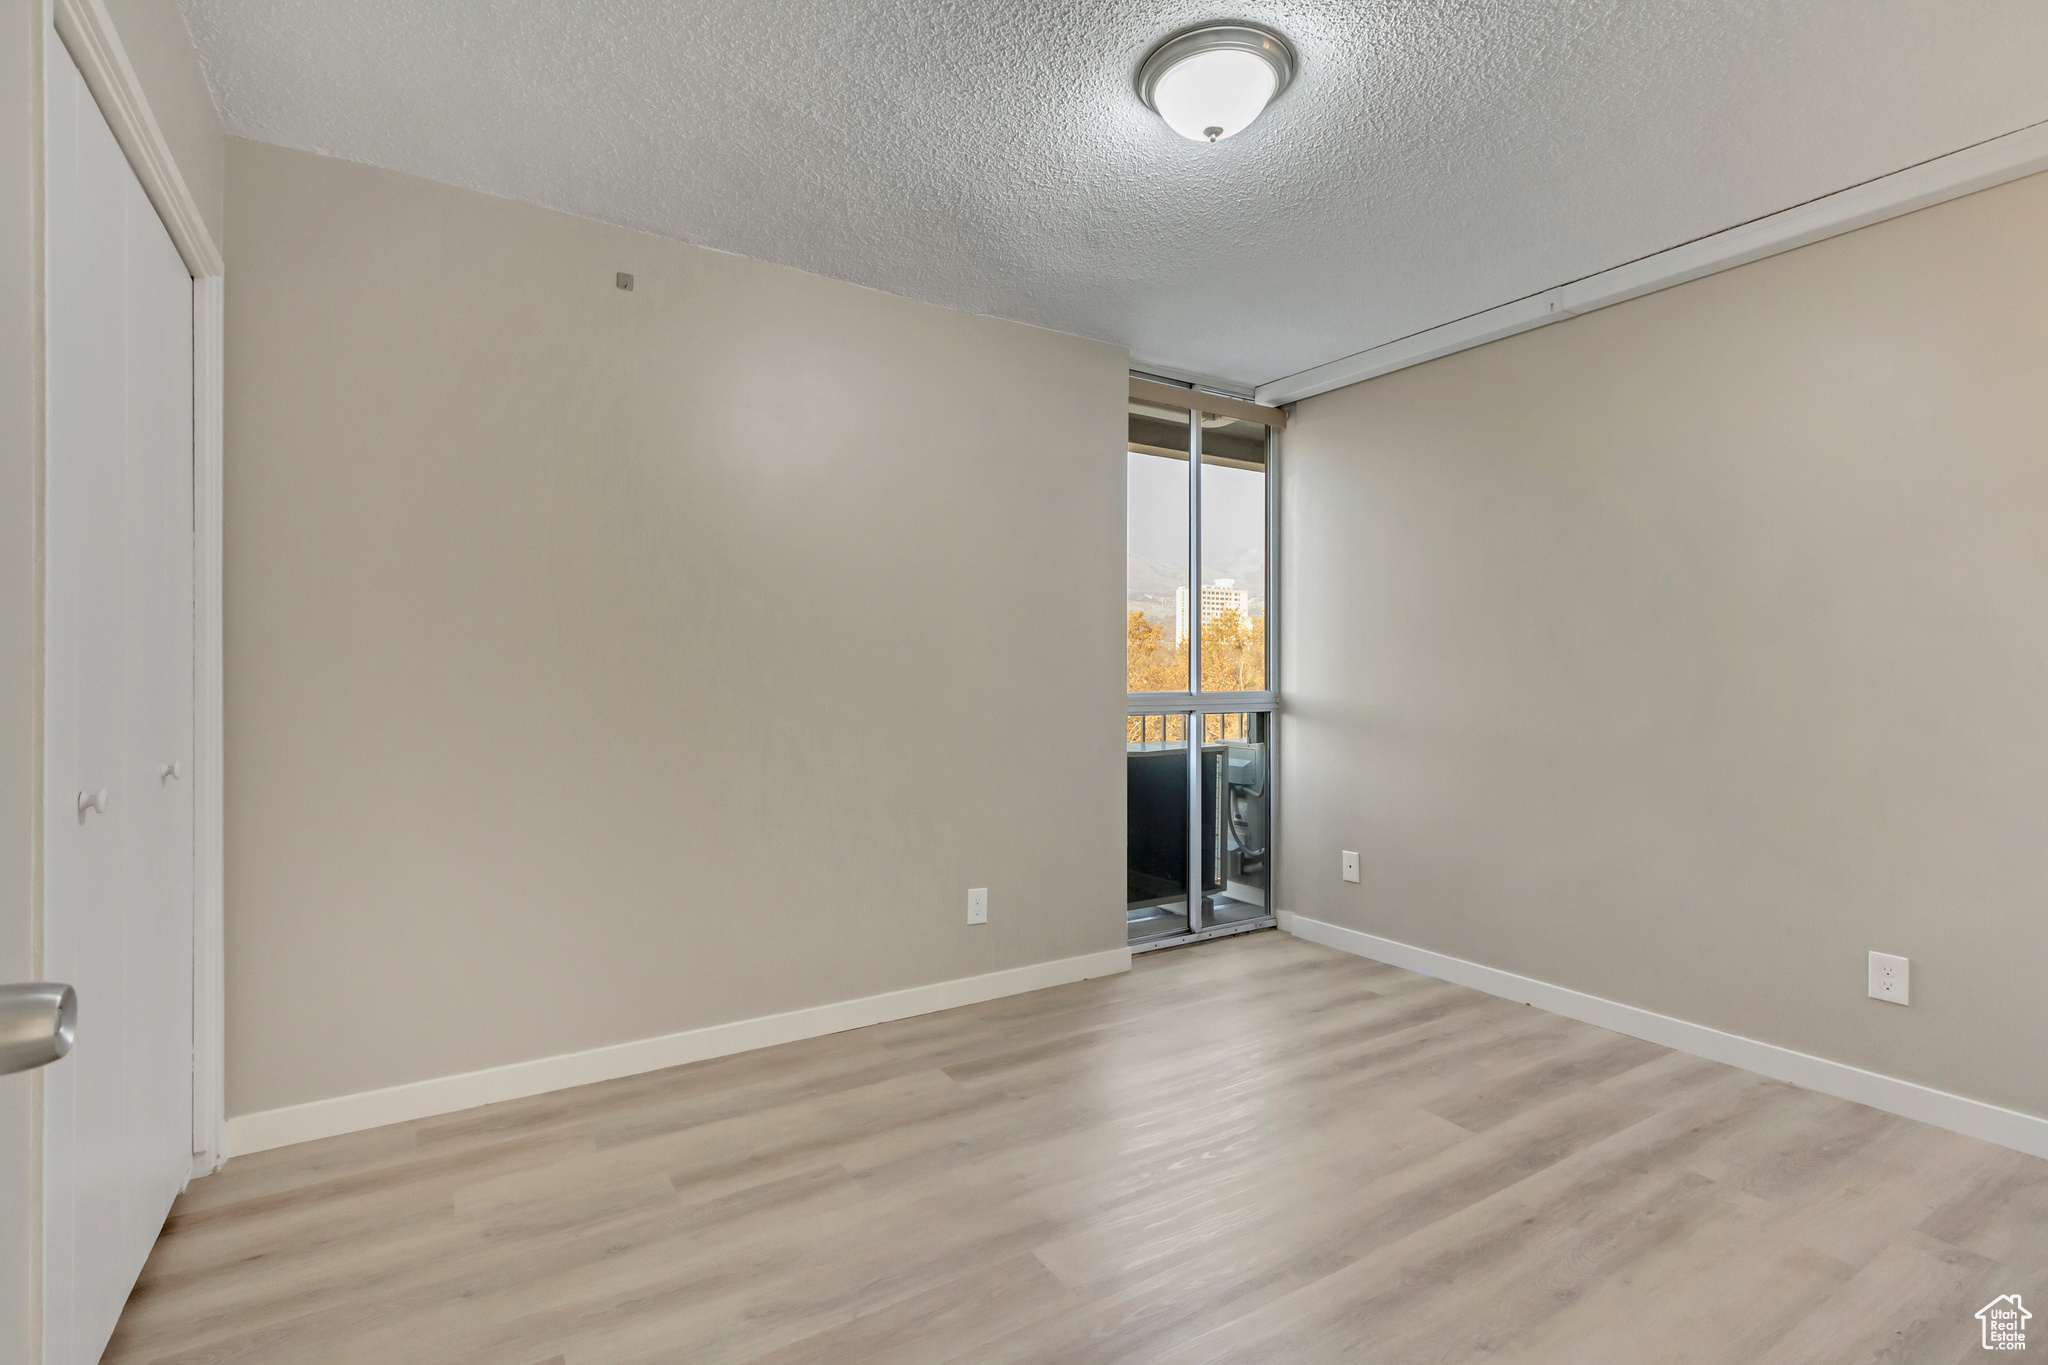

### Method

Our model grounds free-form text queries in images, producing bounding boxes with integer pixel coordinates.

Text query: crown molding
[1257,118,2048,406]
[52,0,223,277]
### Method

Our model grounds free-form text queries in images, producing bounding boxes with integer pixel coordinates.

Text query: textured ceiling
[181,0,2048,391]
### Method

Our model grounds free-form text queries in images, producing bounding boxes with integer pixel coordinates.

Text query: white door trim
[50,0,222,278]
[50,0,226,1174]
[189,277,224,1174]
[1255,117,2048,406]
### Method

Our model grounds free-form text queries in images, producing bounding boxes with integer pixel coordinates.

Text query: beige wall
[223,139,1127,1118]
[1279,169,2048,1118]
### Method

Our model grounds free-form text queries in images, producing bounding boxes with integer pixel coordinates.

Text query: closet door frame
[48,0,226,1175]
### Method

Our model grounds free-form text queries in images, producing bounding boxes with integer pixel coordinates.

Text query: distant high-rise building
[1176,578,1252,644]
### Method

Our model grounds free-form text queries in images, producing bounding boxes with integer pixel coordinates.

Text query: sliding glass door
[1126,382,1279,950]
[1125,712,1190,941]
[1202,711,1270,928]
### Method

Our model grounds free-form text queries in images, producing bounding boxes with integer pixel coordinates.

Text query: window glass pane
[1128,401,1189,692]
[1198,413,1267,692]
[1127,713,1189,943]
[1201,712,1269,927]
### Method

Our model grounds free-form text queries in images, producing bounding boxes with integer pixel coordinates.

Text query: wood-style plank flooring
[106,932,2048,1363]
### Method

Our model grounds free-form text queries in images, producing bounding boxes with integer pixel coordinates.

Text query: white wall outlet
[967,888,988,925]
[1868,951,1909,1005]
[1341,851,1360,884]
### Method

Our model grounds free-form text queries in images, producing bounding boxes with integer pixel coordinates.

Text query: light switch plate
[967,888,988,925]
[1868,951,1909,1005]
[1341,851,1360,884]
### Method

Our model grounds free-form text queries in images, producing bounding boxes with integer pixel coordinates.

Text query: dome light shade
[1138,24,1296,143]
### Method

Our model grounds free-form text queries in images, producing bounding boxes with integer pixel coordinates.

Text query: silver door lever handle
[0,983,77,1075]
[77,789,108,817]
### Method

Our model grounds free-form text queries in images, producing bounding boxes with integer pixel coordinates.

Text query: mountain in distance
[1126,552,1266,623]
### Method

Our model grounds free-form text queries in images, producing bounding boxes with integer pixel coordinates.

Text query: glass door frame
[1128,403,1279,951]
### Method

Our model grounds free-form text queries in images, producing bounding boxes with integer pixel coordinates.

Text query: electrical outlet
[1868,951,1909,1005]
[967,888,988,925]
[1341,851,1360,884]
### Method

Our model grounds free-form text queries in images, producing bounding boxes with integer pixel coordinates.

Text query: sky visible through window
[1127,452,1265,620]
[1128,449,1266,693]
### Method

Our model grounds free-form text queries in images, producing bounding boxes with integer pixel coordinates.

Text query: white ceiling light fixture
[1137,23,1296,144]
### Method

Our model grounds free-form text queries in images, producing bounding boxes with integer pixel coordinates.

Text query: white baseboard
[224,947,1132,1158]
[1277,911,2048,1160]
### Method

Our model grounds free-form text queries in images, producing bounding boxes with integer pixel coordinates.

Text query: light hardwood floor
[107,931,2048,1364]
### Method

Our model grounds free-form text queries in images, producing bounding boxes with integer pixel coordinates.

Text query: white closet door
[44,33,197,1365]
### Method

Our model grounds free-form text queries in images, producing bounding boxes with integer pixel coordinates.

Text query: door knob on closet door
[160,762,181,782]
[77,789,108,817]
[0,982,76,1075]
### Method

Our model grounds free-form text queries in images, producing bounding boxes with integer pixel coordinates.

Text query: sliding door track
[1130,915,1277,954]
